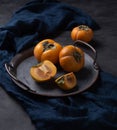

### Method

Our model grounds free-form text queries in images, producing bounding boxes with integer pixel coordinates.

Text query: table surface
[0,0,117,130]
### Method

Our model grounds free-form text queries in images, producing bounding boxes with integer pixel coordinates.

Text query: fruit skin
[34,39,62,64]
[55,72,77,90]
[30,60,57,82]
[71,25,93,43]
[59,45,84,72]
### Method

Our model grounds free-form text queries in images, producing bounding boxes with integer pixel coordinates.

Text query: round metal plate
[10,47,99,97]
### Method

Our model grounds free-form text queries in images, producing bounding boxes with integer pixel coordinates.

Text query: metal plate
[9,47,99,97]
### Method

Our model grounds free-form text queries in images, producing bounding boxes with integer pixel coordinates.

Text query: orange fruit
[71,25,93,43]
[30,60,57,82]
[55,72,77,90]
[59,45,84,72]
[34,39,62,64]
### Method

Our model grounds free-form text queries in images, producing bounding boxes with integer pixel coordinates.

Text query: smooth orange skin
[59,45,84,72]
[34,39,62,64]
[71,25,93,43]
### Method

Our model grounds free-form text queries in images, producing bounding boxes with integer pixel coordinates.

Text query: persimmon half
[71,25,93,43]
[34,39,62,64]
[55,72,77,90]
[59,45,84,72]
[30,60,57,82]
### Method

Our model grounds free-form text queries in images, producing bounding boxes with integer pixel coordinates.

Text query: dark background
[0,0,117,130]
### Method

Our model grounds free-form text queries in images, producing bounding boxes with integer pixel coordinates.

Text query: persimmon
[55,72,77,90]
[59,45,84,72]
[30,60,57,82]
[71,25,93,43]
[34,39,62,64]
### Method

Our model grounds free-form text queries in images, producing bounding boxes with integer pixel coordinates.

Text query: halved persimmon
[30,60,57,82]
[71,25,93,43]
[55,72,77,90]
[59,45,84,72]
[33,39,62,64]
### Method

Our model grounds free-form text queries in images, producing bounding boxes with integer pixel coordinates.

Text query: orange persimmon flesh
[30,60,57,82]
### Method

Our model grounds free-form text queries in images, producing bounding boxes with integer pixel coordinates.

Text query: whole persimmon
[59,45,84,72]
[71,25,93,43]
[34,39,62,64]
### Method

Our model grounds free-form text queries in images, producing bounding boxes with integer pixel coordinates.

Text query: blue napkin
[0,0,117,130]
[0,0,99,53]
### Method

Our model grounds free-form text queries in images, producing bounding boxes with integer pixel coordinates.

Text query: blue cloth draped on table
[0,0,117,130]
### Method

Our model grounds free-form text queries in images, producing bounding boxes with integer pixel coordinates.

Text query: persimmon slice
[30,60,57,82]
[55,72,77,90]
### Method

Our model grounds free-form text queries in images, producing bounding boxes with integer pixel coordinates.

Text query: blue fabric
[0,0,99,53]
[0,0,117,130]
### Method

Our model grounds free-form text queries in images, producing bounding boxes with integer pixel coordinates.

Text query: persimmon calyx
[78,25,90,31]
[56,76,64,85]
[73,51,82,62]
[43,41,56,51]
